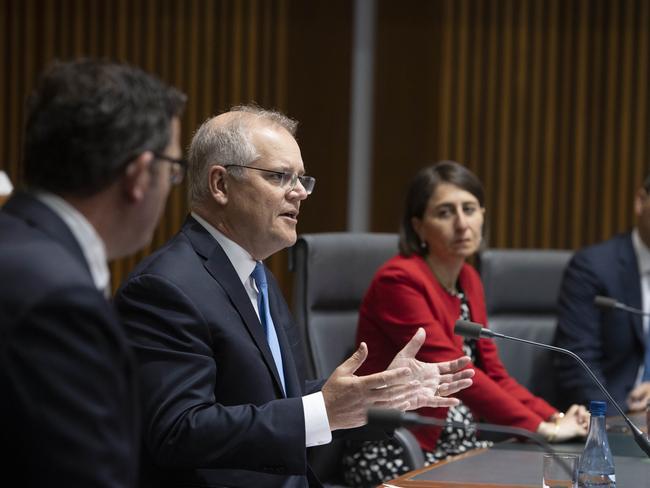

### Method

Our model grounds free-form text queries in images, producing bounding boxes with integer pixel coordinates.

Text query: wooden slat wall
[372,0,650,251]
[0,0,292,290]
[2,0,649,294]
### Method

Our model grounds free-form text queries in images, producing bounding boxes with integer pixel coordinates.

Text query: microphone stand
[455,319,650,458]
[367,408,576,478]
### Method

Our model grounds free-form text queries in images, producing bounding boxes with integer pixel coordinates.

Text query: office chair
[289,232,425,487]
[478,248,573,407]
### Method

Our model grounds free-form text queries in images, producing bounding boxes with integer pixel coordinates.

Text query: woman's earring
[420,240,427,250]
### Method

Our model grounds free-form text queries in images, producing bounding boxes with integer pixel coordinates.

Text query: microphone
[367,408,574,477]
[368,408,548,444]
[594,294,650,316]
[454,319,650,457]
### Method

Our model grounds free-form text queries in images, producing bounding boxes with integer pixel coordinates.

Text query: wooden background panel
[285,0,352,236]
[0,0,301,290]
[371,0,650,251]
[2,0,650,295]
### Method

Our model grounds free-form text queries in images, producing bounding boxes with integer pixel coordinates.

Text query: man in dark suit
[0,59,186,487]
[114,105,475,487]
[554,174,650,412]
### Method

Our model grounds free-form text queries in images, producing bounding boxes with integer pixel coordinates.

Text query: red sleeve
[356,258,554,449]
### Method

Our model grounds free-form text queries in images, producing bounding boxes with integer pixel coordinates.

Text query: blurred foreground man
[554,173,650,412]
[115,105,475,487]
[0,59,186,487]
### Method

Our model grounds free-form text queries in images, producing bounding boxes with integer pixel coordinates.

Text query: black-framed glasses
[223,164,316,194]
[153,153,187,185]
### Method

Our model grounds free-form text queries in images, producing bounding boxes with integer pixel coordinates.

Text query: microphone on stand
[366,408,575,477]
[454,319,650,458]
[593,295,650,316]
[368,408,548,446]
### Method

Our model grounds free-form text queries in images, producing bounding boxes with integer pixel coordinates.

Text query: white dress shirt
[191,212,332,447]
[36,191,110,296]
[631,228,650,384]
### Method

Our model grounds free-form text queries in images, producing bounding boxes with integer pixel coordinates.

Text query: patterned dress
[341,287,492,487]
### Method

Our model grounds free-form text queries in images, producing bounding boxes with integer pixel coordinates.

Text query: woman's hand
[538,404,589,442]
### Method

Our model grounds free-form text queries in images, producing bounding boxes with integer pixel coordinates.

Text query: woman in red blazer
[343,161,588,487]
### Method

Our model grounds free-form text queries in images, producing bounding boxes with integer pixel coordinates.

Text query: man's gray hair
[187,104,298,206]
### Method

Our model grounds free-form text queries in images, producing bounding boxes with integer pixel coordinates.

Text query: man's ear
[123,152,154,203]
[635,187,648,218]
[208,165,229,205]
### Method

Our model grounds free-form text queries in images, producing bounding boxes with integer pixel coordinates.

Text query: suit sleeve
[366,270,549,432]
[115,273,308,475]
[3,286,137,488]
[553,252,608,406]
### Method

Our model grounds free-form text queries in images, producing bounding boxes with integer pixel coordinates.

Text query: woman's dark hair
[24,59,186,196]
[399,160,485,256]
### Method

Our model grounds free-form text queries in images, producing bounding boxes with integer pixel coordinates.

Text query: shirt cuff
[303,391,332,447]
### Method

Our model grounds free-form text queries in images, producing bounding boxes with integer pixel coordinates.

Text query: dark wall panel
[372,0,650,251]
[2,0,649,295]
[0,0,296,290]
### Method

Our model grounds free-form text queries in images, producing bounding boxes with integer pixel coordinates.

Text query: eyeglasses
[224,164,316,194]
[153,153,187,185]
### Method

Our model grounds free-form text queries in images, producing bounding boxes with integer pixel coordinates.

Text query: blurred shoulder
[571,232,631,265]
[0,212,93,293]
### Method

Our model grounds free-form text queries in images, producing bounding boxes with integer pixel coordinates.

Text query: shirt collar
[191,211,257,285]
[34,191,110,294]
[632,228,650,275]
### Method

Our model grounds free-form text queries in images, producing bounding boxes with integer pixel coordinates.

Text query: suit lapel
[182,217,287,396]
[619,234,645,345]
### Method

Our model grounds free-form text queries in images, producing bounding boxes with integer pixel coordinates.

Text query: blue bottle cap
[589,400,606,416]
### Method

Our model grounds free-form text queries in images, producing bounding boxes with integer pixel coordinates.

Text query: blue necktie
[251,262,286,394]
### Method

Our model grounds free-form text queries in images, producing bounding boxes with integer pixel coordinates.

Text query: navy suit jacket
[114,217,324,488]
[553,232,646,410]
[0,192,139,487]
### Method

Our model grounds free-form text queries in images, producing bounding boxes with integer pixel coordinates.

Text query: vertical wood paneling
[372,0,650,254]
[438,1,453,158]
[511,0,528,248]
[602,1,619,239]
[633,0,650,198]
[495,0,513,247]
[1,0,293,291]
[482,0,499,226]
[468,0,485,181]
[0,2,6,177]
[540,0,559,248]
[572,0,589,248]
[525,0,544,246]
[3,0,650,294]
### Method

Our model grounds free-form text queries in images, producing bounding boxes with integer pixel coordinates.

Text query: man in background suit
[114,105,475,487]
[554,174,650,412]
[0,59,186,487]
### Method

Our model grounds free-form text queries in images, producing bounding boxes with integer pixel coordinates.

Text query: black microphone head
[594,295,618,309]
[454,320,484,340]
[366,409,404,430]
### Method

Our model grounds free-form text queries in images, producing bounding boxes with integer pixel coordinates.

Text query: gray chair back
[290,233,427,486]
[290,232,399,379]
[478,248,572,406]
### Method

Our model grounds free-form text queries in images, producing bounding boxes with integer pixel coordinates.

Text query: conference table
[383,412,650,487]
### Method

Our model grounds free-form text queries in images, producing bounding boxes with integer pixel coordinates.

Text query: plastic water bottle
[577,400,616,487]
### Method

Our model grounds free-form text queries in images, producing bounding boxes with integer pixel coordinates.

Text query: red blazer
[356,254,556,450]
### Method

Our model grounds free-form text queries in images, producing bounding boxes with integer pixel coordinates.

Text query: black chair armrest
[394,427,425,470]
